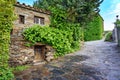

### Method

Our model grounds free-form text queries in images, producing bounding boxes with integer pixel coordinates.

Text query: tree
[33,0,103,25]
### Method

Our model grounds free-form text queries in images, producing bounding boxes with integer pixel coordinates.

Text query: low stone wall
[45,46,55,62]
[9,37,55,67]
[9,37,34,66]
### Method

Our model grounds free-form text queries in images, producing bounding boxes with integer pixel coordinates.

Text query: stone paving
[14,40,120,80]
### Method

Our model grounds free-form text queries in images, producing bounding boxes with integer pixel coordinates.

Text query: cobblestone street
[15,40,120,80]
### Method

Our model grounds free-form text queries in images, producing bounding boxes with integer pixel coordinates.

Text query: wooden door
[34,45,44,62]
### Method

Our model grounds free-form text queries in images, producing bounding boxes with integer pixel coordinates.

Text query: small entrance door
[34,45,45,62]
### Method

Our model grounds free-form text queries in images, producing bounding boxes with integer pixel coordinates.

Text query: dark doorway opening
[34,45,46,62]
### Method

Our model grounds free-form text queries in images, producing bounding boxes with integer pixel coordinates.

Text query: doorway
[34,45,46,62]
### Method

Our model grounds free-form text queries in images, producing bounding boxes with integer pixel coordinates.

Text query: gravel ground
[75,40,120,80]
[14,40,120,80]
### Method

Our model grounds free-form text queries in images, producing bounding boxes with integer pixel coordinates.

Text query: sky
[18,0,120,31]
[99,0,120,31]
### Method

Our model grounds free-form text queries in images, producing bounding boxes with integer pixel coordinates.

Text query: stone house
[10,2,54,66]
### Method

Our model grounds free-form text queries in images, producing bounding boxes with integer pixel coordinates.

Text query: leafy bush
[105,32,112,41]
[0,0,16,79]
[0,67,14,80]
[103,31,111,36]
[23,25,83,57]
[84,15,103,41]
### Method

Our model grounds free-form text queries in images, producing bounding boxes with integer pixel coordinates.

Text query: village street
[15,40,120,80]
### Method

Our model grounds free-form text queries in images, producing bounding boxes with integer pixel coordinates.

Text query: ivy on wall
[0,0,16,79]
[23,25,83,57]
[84,15,103,41]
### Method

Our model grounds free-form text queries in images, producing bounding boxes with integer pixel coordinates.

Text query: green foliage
[23,25,83,57]
[49,7,67,28]
[33,0,87,57]
[24,42,34,47]
[33,0,104,46]
[47,6,83,50]
[105,32,112,42]
[0,67,14,80]
[33,0,103,25]
[114,19,120,27]
[33,0,104,57]
[0,0,16,79]
[23,25,73,57]
[103,31,111,37]
[55,23,84,50]
[84,15,103,41]
[33,0,104,43]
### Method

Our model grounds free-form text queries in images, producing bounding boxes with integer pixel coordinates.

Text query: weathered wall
[9,3,53,66]
[13,5,50,37]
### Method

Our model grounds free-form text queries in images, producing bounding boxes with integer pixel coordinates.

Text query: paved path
[15,40,120,80]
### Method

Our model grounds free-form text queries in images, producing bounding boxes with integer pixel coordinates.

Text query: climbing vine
[23,25,83,57]
[0,0,16,79]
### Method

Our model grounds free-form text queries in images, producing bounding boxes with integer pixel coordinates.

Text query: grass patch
[12,65,30,72]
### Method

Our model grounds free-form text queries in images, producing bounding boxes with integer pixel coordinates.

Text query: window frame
[19,15,25,24]
[34,16,45,25]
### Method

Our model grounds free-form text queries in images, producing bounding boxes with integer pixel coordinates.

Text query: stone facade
[10,2,54,66]
[12,2,50,37]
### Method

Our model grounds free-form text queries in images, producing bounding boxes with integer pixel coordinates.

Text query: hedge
[84,15,103,41]
[0,0,16,79]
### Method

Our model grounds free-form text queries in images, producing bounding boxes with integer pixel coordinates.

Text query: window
[34,16,44,25]
[19,15,25,24]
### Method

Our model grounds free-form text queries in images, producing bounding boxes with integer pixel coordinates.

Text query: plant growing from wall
[114,19,120,27]
[23,25,83,57]
[0,0,16,79]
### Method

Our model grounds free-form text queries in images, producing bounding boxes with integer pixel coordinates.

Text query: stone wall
[9,2,54,66]
[117,27,120,46]
[10,38,55,66]
[112,27,118,43]
[10,38,34,66]
[12,2,50,37]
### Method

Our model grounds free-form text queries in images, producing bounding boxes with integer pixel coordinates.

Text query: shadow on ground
[14,55,106,80]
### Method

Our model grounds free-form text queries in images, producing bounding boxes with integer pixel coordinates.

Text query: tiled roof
[15,2,50,15]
